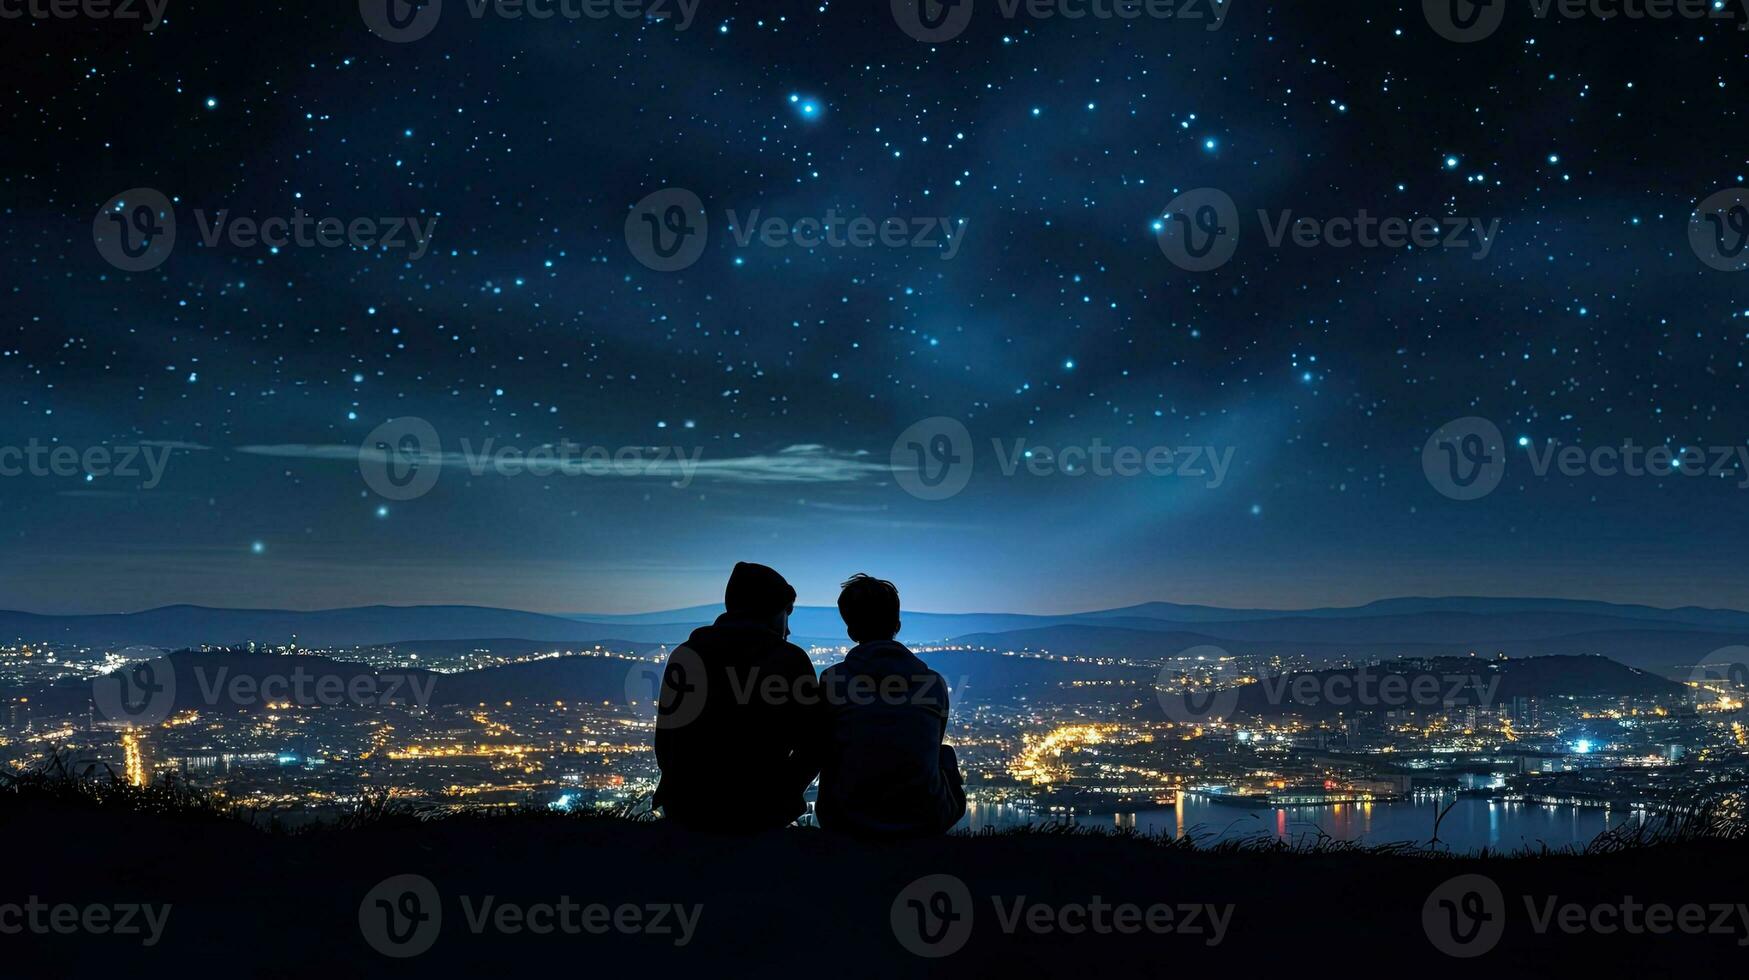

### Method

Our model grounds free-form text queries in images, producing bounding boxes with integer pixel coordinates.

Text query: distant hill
[14,647,666,718]
[1228,655,1684,721]
[13,645,1695,728]
[943,623,1749,678]
[0,605,675,650]
[3,597,1746,681]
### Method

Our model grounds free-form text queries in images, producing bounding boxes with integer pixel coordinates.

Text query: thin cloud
[235,441,893,484]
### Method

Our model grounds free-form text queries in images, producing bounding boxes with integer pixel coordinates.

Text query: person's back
[653,563,818,832]
[816,574,966,837]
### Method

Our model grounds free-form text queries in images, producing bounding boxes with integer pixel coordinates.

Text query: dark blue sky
[3,1,1747,614]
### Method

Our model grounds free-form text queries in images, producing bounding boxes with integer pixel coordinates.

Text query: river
[960,793,1660,853]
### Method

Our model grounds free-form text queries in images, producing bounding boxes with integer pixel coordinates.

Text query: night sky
[3,1,1748,615]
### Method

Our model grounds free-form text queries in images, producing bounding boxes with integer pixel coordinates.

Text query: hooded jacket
[653,613,820,832]
[815,639,966,837]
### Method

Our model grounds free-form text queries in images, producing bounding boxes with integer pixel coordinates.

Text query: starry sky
[3,1,1748,616]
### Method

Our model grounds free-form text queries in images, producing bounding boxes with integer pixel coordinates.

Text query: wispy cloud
[685,445,891,484]
[235,441,892,485]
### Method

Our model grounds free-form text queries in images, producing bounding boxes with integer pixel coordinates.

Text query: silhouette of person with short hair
[653,562,820,832]
[815,573,966,837]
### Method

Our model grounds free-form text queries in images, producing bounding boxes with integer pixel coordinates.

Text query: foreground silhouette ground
[4,780,1744,976]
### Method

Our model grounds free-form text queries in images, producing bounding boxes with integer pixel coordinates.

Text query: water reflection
[961,793,1656,853]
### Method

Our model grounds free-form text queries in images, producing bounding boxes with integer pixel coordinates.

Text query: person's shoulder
[894,643,942,677]
[912,659,952,703]
[775,638,814,670]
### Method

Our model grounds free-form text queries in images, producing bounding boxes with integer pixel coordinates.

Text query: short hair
[838,573,900,643]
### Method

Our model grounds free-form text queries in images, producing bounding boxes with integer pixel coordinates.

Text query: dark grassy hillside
[3,772,1743,977]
